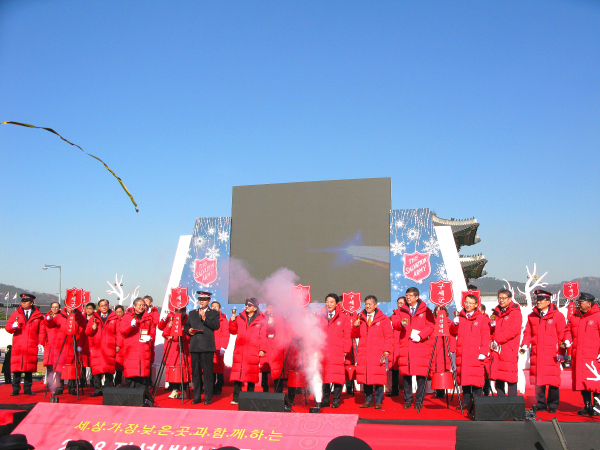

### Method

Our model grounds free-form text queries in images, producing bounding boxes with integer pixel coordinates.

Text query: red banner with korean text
[14,403,358,450]
[433,310,449,336]
[563,282,580,301]
[429,281,453,307]
[170,314,183,337]
[82,290,90,313]
[342,291,362,314]
[65,288,83,311]
[169,286,189,311]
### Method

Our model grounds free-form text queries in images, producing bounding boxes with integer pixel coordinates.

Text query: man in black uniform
[184,291,220,405]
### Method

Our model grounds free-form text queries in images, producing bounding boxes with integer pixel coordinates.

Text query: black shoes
[414,402,423,410]
[548,408,557,413]
[204,399,212,405]
[191,399,202,405]
[23,391,35,396]
[331,402,340,409]
[533,404,547,412]
[90,392,103,397]
[10,392,19,396]
[386,391,399,397]
[403,402,413,409]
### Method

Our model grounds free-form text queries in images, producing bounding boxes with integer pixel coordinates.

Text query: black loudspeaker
[238,392,286,412]
[472,396,526,421]
[102,387,152,407]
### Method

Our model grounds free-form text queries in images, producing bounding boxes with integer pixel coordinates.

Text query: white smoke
[229,258,325,403]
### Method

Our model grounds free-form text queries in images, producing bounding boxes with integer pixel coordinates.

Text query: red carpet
[0,381,597,423]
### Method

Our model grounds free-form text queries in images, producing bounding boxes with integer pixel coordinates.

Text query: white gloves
[131,319,137,327]
[12,322,19,329]
[268,334,275,339]
[453,316,460,325]
[564,340,572,348]
[77,347,82,352]
[490,320,496,327]
[141,335,151,343]
[521,345,528,351]
[46,315,52,321]
[220,348,226,356]
[38,344,44,353]
[411,335,421,343]
[478,354,486,361]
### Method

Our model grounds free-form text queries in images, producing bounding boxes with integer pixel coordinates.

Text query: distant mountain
[0,283,59,306]
[470,277,600,298]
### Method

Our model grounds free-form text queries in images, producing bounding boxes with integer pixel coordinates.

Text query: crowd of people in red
[5,287,600,416]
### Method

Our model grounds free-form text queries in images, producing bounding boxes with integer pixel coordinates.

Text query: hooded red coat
[320,308,352,385]
[450,310,490,387]
[389,309,402,371]
[115,315,125,371]
[351,308,394,385]
[489,301,522,383]
[40,314,59,367]
[391,300,435,377]
[212,311,230,375]
[229,311,267,383]
[430,316,455,376]
[161,312,191,383]
[564,303,600,392]
[44,309,88,379]
[120,311,156,378]
[6,306,44,373]
[85,310,120,375]
[521,304,566,387]
[260,313,289,379]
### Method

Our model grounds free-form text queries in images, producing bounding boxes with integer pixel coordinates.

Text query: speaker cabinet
[103,387,152,407]
[472,396,526,421]
[238,392,286,412]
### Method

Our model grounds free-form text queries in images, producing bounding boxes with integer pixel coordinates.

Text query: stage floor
[0,381,597,424]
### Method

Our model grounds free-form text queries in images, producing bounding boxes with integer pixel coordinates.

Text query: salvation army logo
[430,280,454,307]
[336,321,341,326]
[474,322,479,326]
[589,321,595,326]
[403,252,431,283]
[548,319,553,324]
[194,258,218,286]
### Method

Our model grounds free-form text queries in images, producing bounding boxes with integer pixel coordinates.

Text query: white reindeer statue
[517,264,548,309]
[106,274,140,307]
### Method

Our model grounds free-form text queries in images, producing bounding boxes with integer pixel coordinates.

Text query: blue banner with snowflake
[178,217,231,314]
[388,208,454,315]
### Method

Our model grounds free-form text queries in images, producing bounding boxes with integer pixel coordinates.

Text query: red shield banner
[429,280,453,307]
[193,258,218,286]
[563,282,580,301]
[65,288,83,310]
[290,284,311,308]
[567,301,576,320]
[342,292,362,313]
[461,289,481,308]
[433,310,449,336]
[170,314,183,337]
[81,290,90,313]
[169,286,189,310]
[403,252,431,283]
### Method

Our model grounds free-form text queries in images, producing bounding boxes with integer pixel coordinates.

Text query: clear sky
[1,0,599,302]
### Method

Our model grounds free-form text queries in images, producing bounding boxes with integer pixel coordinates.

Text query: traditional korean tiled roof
[459,254,488,280]
[431,213,480,250]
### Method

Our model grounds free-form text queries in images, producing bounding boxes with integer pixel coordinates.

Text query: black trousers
[463,385,483,405]
[345,380,355,394]
[214,373,224,391]
[403,375,426,404]
[3,372,11,385]
[364,384,384,404]
[114,370,123,387]
[12,372,32,393]
[233,380,255,401]
[495,380,517,397]
[390,369,400,394]
[125,377,149,388]
[191,352,215,402]
[322,383,343,404]
[535,385,559,409]
[92,373,114,394]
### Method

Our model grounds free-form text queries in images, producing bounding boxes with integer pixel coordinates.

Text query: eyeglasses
[498,296,510,300]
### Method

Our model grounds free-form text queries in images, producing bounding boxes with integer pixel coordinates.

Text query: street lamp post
[42,264,62,307]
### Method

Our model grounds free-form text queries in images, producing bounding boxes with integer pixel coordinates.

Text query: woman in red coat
[229,298,267,404]
[489,289,522,397]
[210,301,230,395]
[391,287,435,409]
[520,290,566,413]
[388,296,406,397]
[160,309,191,399]
[40,302,61,390]
[260,304,288,394]
[431,306,455,398]
[320,294,352,408]
[450,294,490,407]
[564,293,600,416]
[120,298,156,388]
[352,295,393,409]
[6,293,44,395]
[85,299,120,396]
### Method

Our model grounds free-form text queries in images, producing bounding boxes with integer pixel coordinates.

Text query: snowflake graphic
[185,249,192,260]
[189,259,196,271]
[421,237,440,256]
[206,246,220,260]
[435,263,447,279]
[406,228,420,241]
[394,271,402,279]
[207,227,216,236]
[193,236,207,249]
[390,239,406,256]
[395,220,405,229]
[217,230,229,243]
[392,284,398,291]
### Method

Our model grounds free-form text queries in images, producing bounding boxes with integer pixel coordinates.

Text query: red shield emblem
[342,292,362,313]
[169,287,189,311]
[290,284,311,308]
[433,310,449,336]
[403,252,431,283]
[563,282,580,301]
[65,288,83,310]
[430,280,454,307]
[193,258,218,286]
[461,289,481,309]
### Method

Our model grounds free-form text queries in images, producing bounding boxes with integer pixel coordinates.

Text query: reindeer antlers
[586,361,600,381]
[517,264,549,308]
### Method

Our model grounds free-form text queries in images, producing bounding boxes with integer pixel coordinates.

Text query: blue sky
[1,0,599,301]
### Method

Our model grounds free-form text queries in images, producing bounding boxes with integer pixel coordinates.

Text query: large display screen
[230,178,391,304]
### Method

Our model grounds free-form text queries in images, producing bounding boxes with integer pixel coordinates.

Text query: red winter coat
[85,311,120,375]
[115,316,125,371]
[229,311,267,383]
[521,305,566,387]
[564,303,600,392]
[450,310,490,387]
[45,309,87,378]
[161,312,191,383]
[389,310,402,371]
[79,315,93,367]
[351,308,394,386]
[430,316,455,375]
[260,314,289,378]
[120,311,156,378]
[391,300,435,377]
[6,306,44,373]
[213,311,230,374]
[320,308,352,385]
[40,315,59,367]
[489,301,522,383]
